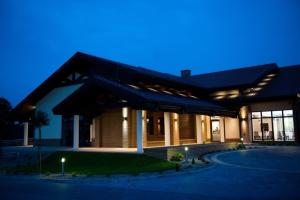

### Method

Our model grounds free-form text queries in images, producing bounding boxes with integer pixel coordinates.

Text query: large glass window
[252,118,262,141]
[273,117,284,141]
[284,117,294,141]
[251,109,295,142]
[262,118,273,141]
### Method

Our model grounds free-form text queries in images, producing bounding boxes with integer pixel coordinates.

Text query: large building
[14,52,300,152]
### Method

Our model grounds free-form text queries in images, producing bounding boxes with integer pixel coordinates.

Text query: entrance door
[211,120,220,142]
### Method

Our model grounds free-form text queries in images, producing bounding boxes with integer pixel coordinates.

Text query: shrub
[170,152,184,162]
[175,163,180,172]
[237,143,246,149]
[45,171,51,176]
[191,158,195,164]
[71,172,77,177]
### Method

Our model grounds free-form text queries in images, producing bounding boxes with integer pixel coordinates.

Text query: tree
[0,97,12,158]
[32,110,49,174]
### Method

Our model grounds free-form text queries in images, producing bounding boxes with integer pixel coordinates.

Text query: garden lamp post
[184,146,189,162]
[61,157,66,176]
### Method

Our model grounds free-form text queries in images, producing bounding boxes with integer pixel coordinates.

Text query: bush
[170,152,184,162]
[45,171,51,176]
[175,163,180,172]
[237,143,246,149]
[71,172,77,177]
[191,158,195,164]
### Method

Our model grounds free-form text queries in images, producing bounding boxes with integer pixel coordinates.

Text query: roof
[189,63,278,90]
[53,75,237,116]
[14,52,207,115]
[253,65,300,100]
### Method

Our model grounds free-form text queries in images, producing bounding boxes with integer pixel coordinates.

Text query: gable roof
[253,65,300,100]
[14,52,206,115]
[189,63,278,90]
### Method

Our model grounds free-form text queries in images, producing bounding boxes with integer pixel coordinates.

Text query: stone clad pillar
[136,110,144,153]
[23,122,29,146]
[73,115,79,150]
[220,117,225,143]
[195,115,203,144]
[164,112,171,146]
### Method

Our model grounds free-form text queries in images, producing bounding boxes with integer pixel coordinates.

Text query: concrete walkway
[1,146,300,199]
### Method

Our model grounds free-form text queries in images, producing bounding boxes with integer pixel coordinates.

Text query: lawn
[7,151,176,175]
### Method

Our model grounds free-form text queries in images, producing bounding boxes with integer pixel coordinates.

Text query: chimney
[181,69,191,78]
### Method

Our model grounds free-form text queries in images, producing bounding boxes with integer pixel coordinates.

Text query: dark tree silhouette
[32,111,49,174]
[0,97,12,158]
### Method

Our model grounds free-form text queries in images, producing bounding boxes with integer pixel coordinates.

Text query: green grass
[6,151,176,175]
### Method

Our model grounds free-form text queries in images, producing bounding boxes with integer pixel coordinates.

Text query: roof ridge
[192,63,277,77]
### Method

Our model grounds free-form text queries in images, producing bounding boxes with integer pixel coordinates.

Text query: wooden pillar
[164,112,171,146]
[172,113,180,145]
[73,115,79,150]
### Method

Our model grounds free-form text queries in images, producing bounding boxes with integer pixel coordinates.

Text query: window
[284,117,294,141]
[272,111,282,117]
[251,110,295,142]
[252,112,261,118]
[283,110,293,117]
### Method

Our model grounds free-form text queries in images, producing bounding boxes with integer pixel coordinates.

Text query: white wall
[35,84,82,139]
[225,117,240,139]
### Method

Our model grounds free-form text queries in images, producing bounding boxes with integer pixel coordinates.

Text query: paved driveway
[1,146,300,200]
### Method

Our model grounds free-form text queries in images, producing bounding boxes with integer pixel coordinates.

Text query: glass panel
[284,117,294,141]
[273,118,284,141]
[251,112,261,119]
[262,118,273,140]
[272,111,282,117]
[211,120,220,142]
[283,110,293,117]
[252,118,262,141]
[262,111,271,118]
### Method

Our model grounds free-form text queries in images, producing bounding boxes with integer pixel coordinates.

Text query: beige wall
[225,117,240,140]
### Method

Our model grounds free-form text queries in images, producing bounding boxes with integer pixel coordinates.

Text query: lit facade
[14,52,300,151]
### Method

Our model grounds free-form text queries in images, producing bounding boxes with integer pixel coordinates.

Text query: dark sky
[1,0,300,106]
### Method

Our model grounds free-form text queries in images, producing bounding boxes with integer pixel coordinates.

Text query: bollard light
[61,157,66,176]
[241,137,244,144]
[184,146,189,162]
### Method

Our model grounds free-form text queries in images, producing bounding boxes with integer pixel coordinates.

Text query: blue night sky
[1,0,300,106]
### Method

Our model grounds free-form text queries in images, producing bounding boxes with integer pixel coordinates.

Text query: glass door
[211,120,220,142]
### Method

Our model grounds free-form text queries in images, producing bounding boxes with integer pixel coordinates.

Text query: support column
[164,112,171,146]
[136,110,143,153]
[122,107,129,148]
[172,113,180,145]
[195,115,203,144]
[73,115,79,150]
[23,122,29,146]
[220,117,225,143]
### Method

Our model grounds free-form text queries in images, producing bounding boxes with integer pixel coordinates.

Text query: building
[14,52,300,152]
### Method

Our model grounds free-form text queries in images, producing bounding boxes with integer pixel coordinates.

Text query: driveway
[1,146,300,200]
